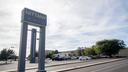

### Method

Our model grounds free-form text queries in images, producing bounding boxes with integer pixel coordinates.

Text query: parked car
[79,56,92,61]
[52,57,64,61]
[45,58,52,63]
[100,55,109,58]
[89,55,100,59]
[71,56,77,60]
[52,53,71,61]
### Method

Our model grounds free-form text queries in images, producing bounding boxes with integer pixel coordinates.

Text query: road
[26,58,125,72]
[66,59,128,72]
[0,58,127,72]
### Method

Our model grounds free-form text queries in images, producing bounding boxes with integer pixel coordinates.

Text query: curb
[52,58,126,72]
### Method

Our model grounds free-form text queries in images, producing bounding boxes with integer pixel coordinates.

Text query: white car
[45,58,52,63]
[79,56,92,61]
[71,56,77,60]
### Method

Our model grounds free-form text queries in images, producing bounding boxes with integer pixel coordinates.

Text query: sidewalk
[0,60,82,72]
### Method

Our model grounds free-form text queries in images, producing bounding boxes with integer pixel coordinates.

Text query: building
[118,48,128,57]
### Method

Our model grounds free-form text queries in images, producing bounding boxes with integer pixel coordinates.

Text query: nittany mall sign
[18,8,47,72]
[21,8,47,26]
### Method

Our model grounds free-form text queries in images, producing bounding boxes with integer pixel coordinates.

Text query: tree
[46,52,54,59]
[28,50,59,59]
[77,47,85,56]
[9,55,18,61]
[94,39,126,57]
[0,48,16,63]
[46,50,59,59]
[54,50,59,54]
[93,45,103,55]
[84,48,96,56]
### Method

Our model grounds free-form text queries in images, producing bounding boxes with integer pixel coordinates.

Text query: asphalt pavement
[26,58,125,72]
[0,58,126,72]
[65,59,128,72]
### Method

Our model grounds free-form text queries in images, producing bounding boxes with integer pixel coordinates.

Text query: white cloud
[0,0,128,55]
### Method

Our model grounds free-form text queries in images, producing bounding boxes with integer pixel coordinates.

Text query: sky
[0,0,128,55]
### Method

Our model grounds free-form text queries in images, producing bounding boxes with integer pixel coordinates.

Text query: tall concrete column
[37,26,46,72]
[30,29,37,63]
[18,22,28,72]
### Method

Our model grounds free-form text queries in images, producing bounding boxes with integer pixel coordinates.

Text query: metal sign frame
[18,8,47,72]
[21,8,47,27]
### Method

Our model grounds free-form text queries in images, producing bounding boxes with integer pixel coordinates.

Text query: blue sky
[0,0,128,55]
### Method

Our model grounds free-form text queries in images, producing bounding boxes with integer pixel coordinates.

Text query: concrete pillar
[30,29,37,63]
[37,26,46,72]
[18,22,28,72]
